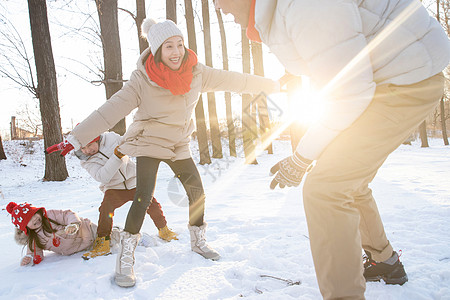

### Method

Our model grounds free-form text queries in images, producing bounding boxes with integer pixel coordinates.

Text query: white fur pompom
[141,18,156,37]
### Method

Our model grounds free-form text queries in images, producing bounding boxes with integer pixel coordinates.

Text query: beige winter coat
[78,132,136,192]
[15,209,96,259]
[69,48,279,161]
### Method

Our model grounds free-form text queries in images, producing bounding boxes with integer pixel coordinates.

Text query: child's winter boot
[82,236,111,260]
[363,251,408,285]
[138,232,157,247]
[188,222,220,261]
[110,227,121,247]
[158,225,179,241]
[114,231,140,287]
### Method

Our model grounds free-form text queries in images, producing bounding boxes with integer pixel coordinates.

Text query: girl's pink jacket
[15,209,96,260]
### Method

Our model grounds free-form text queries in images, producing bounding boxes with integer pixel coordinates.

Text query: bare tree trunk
[10,117,17,140]
[201,0,222,158]
[0,135,6,160]
[440,97,449,145]
[184,0,210,164]
[216,10,236,157]
[241,29,257,164]
[27,0,68,181]
[287,75,307,151]
[251,41,273,154]
[96,0,126,135]
[419,121,429,147]
[136,0,149,54]
[118,1,148,53]
[435,3,449,146]
[166,0,177,22]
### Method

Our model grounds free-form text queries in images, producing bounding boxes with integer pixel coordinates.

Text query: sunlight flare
[289,77,328,127]
[207,1,424,197]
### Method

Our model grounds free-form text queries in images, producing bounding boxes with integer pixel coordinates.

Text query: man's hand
[45,140,74,156]
[270,152,312,189]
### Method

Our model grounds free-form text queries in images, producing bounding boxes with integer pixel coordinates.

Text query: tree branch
[118,7,136,21]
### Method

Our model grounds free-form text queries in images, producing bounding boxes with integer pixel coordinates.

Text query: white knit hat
[141,18,184,55]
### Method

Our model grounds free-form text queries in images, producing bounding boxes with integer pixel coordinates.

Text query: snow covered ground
[0,138,449,300]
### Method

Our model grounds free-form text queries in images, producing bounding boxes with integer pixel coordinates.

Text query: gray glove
[270,152,312,189]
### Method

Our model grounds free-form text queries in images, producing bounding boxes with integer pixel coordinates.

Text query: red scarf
[246,0,262,43]
[145,48,198,95]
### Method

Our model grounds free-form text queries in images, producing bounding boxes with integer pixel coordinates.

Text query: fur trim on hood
[14,228,28,245]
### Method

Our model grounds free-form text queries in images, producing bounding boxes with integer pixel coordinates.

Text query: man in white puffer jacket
[75,132,177,260]
[215,0,450,298]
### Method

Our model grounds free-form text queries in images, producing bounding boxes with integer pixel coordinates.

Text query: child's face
[27,213,42,230]
[81,141,99,156]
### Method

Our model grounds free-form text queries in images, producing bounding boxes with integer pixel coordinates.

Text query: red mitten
[45,140,74,156]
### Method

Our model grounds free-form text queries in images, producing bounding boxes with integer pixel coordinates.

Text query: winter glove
[270,152,313,189]
[45,140,74,156]
[64,223,79,235]
[114,146,125,159]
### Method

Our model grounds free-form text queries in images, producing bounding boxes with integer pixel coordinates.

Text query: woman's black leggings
[124,156,205,234]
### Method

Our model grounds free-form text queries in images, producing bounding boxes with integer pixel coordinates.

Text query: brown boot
[158,225,178,241]
[82,236,111,260]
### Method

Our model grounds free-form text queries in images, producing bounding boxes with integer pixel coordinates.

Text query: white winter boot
[138,232,157,247]
[110,226,121,248]
[188,222,220,261]
[114,231,141,287]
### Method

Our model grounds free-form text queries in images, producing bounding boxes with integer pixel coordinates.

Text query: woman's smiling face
[161,36,185,70]
[27,212,42,230]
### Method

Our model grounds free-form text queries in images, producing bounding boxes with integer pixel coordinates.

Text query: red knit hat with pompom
[7,202,59,265]
[88,136,100,144]
[6,202,45,235]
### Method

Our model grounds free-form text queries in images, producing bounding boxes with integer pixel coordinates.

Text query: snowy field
[0,138,449,300]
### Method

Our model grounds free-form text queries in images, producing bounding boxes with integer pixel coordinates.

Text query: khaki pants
[302,74,444,300]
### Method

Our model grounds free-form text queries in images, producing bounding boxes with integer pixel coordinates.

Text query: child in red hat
[7,201,100,266]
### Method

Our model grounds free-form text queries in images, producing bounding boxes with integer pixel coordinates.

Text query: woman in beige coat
[46,18,280,287]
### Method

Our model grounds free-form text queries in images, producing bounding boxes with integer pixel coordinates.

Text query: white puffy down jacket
[79,132,136,192]
[255,0,450,159]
